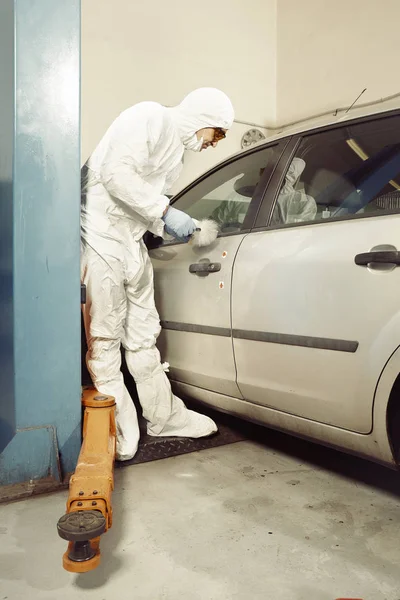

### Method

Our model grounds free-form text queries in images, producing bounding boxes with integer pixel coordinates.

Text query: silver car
[149,99,400,468]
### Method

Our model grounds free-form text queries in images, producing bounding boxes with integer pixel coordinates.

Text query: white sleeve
[147,218,167,238]
[99,107,170,223]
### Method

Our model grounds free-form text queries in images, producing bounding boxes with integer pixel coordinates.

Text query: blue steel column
[0,0,16,453]
[0,0,81,496]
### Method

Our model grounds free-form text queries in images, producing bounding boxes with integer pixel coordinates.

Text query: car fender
[372,342,400,466]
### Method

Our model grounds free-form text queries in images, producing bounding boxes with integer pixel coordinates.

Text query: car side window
[270,114,400,226]
[172,145,281,234]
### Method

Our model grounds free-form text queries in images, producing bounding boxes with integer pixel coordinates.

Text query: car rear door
[150,141,288,397]
[232,112,400,433]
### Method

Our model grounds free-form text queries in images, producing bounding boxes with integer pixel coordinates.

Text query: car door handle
[189,262,221,274]
[354,250,400,266]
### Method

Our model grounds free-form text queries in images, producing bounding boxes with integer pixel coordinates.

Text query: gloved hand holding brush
[162,207,219,247]
[162,206,197,242]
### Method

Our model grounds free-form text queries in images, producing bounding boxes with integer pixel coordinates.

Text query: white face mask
[185,133,203,152]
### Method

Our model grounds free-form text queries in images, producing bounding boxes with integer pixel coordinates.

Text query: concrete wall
[276,0,400,124]
[81,0,277,184]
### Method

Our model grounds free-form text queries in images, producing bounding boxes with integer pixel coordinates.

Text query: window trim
[161,139,290,246]
[253,109,400,231]
[252,137,300,229]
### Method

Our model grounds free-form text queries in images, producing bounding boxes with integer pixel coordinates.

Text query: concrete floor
[1,431,400,600]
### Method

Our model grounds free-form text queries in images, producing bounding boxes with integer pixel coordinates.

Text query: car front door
[150,142,288,397]
[232,112,400,433]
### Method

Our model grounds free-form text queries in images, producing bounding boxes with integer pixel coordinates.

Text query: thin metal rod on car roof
[345,88,367,114]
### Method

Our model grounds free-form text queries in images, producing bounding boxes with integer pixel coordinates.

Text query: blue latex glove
[162,207,197,242]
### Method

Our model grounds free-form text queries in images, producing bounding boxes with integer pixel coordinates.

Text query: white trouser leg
[123,241,217,438]
[81,246,140,461]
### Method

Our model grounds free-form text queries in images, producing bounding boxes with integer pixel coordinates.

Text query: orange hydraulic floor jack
[57,387,116,573]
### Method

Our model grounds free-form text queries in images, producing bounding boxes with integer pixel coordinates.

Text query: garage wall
[276,0,400,124]
[81,0,277,185]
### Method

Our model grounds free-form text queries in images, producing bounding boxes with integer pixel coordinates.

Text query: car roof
[228,95,400,161]
[259,95,400,144]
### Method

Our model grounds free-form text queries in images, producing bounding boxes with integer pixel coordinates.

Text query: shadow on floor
[188,400,400,501]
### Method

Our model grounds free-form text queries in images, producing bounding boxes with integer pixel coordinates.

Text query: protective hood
[169,88,235,148]
[281,157,306,193]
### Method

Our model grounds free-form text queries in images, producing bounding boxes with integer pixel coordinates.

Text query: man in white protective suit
[81,88,234,460]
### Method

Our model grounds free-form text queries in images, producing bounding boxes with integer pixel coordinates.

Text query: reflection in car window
[172,145,281,234]
[271,157,317,225]
[270,115,400,226]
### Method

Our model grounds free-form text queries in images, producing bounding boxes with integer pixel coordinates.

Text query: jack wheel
[68,540,96,563]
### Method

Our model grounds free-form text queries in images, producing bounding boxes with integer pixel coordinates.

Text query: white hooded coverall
[81,88,235,460]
